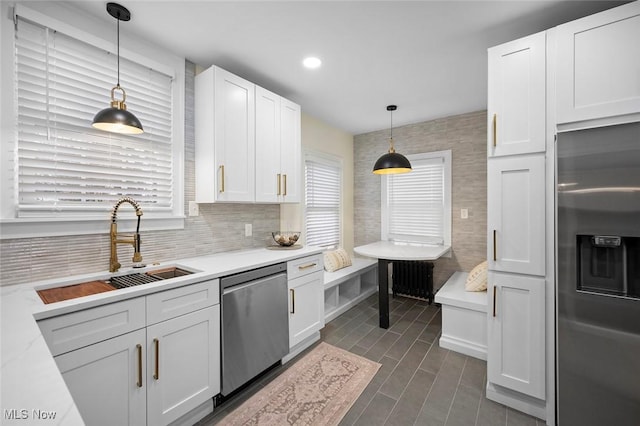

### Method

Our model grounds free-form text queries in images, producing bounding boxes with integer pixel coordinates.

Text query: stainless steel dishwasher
[220,262,289,396]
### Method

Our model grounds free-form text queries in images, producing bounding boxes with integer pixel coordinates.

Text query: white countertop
[354,241,451,261]
[0,245,322,425]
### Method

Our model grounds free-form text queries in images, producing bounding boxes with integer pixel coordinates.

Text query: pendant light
[373,105,411,174]
[92,3,144,135]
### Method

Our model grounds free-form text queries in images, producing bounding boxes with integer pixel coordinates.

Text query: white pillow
[323,248,352,272]
[465,260,488,292]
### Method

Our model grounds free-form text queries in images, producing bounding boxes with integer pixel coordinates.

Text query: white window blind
[382,151,451,245]
[305,154,341,248]
[15,17,174,217]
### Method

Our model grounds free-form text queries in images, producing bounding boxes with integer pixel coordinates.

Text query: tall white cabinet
[486,30,549,420]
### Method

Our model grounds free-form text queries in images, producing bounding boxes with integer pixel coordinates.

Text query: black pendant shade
[373,105,411,175]
[92,3,143,135]
[373,151,412,174]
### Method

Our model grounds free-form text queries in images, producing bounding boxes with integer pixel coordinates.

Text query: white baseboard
[282,331,321,364]
[169,398,214,426]
[486,381,546,421]
[439,335,487,360]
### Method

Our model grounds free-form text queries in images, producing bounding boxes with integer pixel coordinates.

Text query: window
[304,152,342,248]
[382,150,451,246]
[1,5,184,238]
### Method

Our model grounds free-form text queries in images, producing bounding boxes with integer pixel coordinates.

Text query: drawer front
[287,255,323,280]
[38,297,146,356]
[146,279,220,325]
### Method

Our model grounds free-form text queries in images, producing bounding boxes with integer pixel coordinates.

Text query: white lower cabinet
[487,271,545,400]
[287,255,324,349]
[288,271,324,348]
[146,305,220,426]
[55,329,147,426]
[48,280,221,426]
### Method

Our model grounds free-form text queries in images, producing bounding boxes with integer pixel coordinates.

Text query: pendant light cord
[116,13,120,87]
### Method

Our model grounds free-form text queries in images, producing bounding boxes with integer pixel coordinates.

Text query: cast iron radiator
[392,260,434,304]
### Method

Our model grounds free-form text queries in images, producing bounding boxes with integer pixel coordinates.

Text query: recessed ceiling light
[303,57,322,69]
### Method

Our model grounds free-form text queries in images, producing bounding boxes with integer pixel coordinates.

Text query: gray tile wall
[354,111,487,290]
[0,61,279,287]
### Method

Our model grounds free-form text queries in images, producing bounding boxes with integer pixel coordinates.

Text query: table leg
[378,258,389,329]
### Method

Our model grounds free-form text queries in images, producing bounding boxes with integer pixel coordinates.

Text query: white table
[354,241,451,328]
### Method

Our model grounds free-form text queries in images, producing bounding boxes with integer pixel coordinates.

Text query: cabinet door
[487,32,546,157]
[55,329,146,426]
[487,272,545,399]
[255,86,282,203]
[288,271,324,348]
[280,98,301,203]
[146,306,220,426]
[487,155,545,276]
[214,67,255,202]
[557,2,640,125]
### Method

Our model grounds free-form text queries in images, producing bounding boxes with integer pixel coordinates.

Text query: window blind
[305,156,341,248]
[386,156,445,244]
[15,17,174,217]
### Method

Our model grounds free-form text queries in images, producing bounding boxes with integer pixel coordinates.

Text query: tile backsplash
[354,110,487,290]
[0,61,279,287]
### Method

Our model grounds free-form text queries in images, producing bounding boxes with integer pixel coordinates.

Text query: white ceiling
[67,0,628,135]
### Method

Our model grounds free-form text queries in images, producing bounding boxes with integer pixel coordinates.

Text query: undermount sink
[37,267,194,304]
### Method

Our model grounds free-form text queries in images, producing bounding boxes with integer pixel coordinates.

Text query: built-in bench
[434,271,488,360]
[324,257,378,323]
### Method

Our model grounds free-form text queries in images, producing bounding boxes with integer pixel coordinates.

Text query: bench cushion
[435,271,487,312]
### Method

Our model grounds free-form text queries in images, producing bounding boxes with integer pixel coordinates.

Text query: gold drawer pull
[219,165,225,193]
[283,174,287,196]
[493,230,497,261]
[298,263,316,270]
[492,113,497,147]
[493,286,497,317]
[136,344,143,388]
[277,173,281,195]
[153,338,159,380]
[290,289,295,314]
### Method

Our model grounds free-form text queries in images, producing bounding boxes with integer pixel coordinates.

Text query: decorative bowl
[272,231,301,247]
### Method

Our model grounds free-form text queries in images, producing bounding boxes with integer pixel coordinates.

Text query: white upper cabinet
[196,66,255,203]
[556,1,640,126]
[488,31,546,157]
[487,154,545,276]
[255,88,301,203]
[279,98,301,203]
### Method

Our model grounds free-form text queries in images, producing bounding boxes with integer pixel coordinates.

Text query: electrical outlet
[188,201,199,217]
[461,209,468,219]
[245,224,252,237]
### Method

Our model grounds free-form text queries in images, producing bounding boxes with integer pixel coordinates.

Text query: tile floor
[198,293,545,426]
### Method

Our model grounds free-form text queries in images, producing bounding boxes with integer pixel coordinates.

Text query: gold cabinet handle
[219,165,225,193]
[136,344,143,388]
[290,288,295,314]
[283,174,287,196]
[153,338,159,380]
[492,113,497,147]
[298,263,316,270]
[493,286,497,317]
[493,230,497,261]
[277,173,281,195]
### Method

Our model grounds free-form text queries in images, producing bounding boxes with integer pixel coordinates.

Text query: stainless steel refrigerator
[557,122,640,425]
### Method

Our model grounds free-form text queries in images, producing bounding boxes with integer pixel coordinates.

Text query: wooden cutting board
[37,281,116,304]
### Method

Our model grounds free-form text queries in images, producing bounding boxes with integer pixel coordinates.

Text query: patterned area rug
[220,342,381,426]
